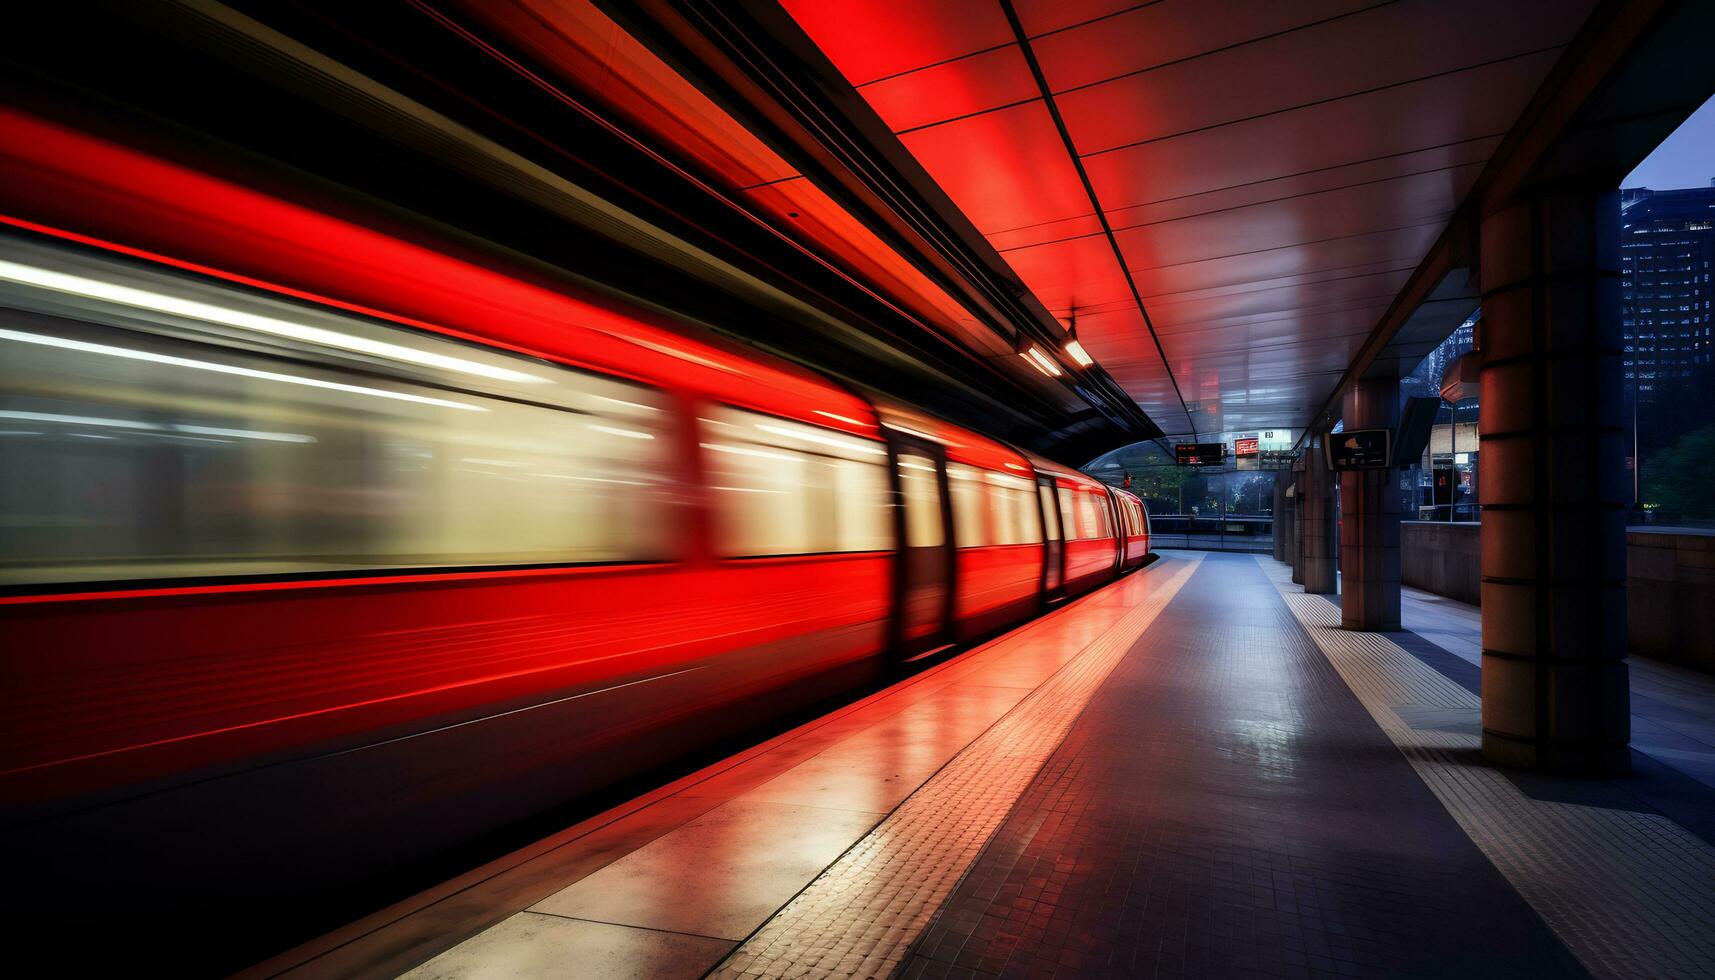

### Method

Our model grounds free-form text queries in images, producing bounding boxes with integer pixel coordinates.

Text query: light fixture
[1062,312,1094,368]
[1019,343,1063,377]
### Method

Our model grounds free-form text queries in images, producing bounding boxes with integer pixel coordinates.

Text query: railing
[1414,502,1480,521]
[1145,514,1273,553]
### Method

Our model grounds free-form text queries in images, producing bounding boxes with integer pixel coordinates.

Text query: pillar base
[1481,732,1631,777]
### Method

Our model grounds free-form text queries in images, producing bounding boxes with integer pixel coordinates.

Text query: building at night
[1621,182,1715,456]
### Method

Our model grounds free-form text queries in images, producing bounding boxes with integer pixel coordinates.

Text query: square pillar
[1272,471,1287,562]
[1340,377,1403,630]
[1290,456,1305,584]
[1478,187,1629,775]
[1301,431,1337,595]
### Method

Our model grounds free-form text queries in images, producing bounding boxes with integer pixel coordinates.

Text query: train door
[1105,492,1124,571]
[1036,475,1064,597]
[889,434,953,654]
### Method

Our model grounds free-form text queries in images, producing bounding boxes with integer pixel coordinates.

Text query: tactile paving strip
[708,555,1204,980]
[1259,557,1715,979]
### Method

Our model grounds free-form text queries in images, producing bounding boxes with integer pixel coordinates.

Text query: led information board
[1326,428,1394,470]
[1174,442,1227,467]
[1232,430,1295,470]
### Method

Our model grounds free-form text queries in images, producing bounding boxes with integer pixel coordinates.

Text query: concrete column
[1340,377,1402,630]
[1300,432,1337,595]
[1479,187,1629,775]
[1289,456,1304,584]
[1272,472,1287,562]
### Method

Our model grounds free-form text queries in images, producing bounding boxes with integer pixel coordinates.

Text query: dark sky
[1624,94,1715,190]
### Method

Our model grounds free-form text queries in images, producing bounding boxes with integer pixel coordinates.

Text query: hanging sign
[1326,429,1394,470]
[1174,442,1227,467]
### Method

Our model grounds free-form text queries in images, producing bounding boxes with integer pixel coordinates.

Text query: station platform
[248,553,1715,980]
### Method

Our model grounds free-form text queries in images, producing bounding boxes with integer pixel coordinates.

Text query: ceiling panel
[1142,256,1424,308]
[1113,167,1474,269]
[1053,0,1590,155]
[1030,0,1375,94]
[897,101,1091,233]
[1102,137,1503,229]
[783,0,1602,444]
[1148,306,1388,356]
[997,234,1137,313]
[780,0,1012,84]
[988,211,1103,252]
[1010,0,1141,38]
[859,45,1037,133]
[1129,223,1445,297]
[1078,56,1553,207]
[1146,269,1414,331]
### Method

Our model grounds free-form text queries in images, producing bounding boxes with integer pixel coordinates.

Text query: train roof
[868,400,1033,476]
[1025,453,1110,493]
[0,107,881,442]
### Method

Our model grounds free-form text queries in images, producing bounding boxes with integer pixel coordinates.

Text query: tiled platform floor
[900,553,1584,979]
[1269,563,1715,979]
[1394,582,1715,794]
[249,554,1204,979]
[254,551,1715,979]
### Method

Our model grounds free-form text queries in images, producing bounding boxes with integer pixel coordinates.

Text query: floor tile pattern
[1399,584,1715,794]
[708,555,1205,979]
[1263,558,1715,979]
[900,553,1584,979]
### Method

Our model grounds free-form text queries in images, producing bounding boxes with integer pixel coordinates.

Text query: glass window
[1038,484,1060,541]
[897,453,945,549]
[986,472,1039,545]
[948,462,988,548]
[1058,487,1078,539]
[700,405,891,556]
[1089,492,1112,538]
[0,279,676,587]
[949,466,1040,547]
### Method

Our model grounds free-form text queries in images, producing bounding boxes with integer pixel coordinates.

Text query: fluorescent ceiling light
[1021,345,1063,377]
[1064,338,1094,368]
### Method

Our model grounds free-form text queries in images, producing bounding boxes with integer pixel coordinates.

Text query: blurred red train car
[0,108,1148,951]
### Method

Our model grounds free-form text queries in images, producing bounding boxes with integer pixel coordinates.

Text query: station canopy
[781,0,1597,441]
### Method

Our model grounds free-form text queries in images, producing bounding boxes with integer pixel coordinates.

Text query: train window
[1089,493,1112,538]
[1058,487,1081,539]
[1038,484,1061,541]
[700,406,890,557]
[0,258,677,586]
[947,463,988,548]
[986,472,1039,545]
[897,454,945,549]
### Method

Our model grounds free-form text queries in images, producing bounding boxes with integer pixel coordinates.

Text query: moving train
[0,108,1148,960]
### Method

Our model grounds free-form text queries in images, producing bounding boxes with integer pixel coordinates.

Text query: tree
[1129,465,1202,515]
[1642,423,1715,523]
[1229,474,1275,515]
